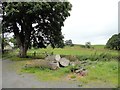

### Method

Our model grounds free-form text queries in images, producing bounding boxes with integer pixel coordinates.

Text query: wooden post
[33,51,36,58]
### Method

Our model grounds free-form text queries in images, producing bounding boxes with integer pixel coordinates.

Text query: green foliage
[65,39,74,46]
[3,45,118,61]
[20,59,118,86]
[2,44,118,87]
[70,75,76,79]
[64,55,78,61]
[80,60,118,87]
[77,55,89,61]
[106,33,120,50]
[2,2,72,57]
[85,42,91,48]
[76,52,114,61]
[80,45,85,48]
[21,66,71,81]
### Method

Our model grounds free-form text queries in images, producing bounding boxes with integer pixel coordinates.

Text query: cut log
[45,55,55,61]
[24,59,51,68]
[49,62,59,70]
[55,54,61,62]
[45,54,61,62]
[59,58,70,67]
[24,59,59,70]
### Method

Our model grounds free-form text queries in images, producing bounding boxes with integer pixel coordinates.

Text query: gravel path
[2,60,80,88]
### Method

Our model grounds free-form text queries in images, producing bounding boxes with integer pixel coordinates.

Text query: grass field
[18,60,118,88]
[3,45,118,60]
[3,45,119,88]
[28,45,118,56]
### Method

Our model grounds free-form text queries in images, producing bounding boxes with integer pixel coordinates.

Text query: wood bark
[12,20,32,58]
[59,58,70,67]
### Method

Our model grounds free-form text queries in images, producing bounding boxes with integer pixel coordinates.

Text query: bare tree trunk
[2,30,4,54]
[13,21,32,58]
[19,45,28,58]
[14,34,28,58]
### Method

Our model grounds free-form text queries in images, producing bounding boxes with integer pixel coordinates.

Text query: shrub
[70,75,76,79]
[106,33,120,50]
[76,52,114,61]
[85,42,91,48]
[77,55,89,61]
[80,45,85,48]
[64,55,78,61]
[90,52,113,61]
[65,39,74,46]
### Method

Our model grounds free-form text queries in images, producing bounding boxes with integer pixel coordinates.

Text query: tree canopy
[105,33,120,50]
[65,39,73,46]
[2,2,72,57]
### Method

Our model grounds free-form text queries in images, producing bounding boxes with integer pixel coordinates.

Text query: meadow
[3,45,118,60]
[3,45,119,88]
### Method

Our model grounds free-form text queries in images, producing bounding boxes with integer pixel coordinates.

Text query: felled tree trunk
[45,54,61,61]
[59,58,70,67]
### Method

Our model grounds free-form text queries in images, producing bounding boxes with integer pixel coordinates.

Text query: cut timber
[49,62,59,70]
[55,54,61,61]
[45,55,55,61]
[59,58,70,67]
[24,59,59,70]
[45,54,61,62]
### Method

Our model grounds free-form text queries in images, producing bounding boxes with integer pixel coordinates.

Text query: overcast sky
[62,0,119,45]
[1,1,119,45]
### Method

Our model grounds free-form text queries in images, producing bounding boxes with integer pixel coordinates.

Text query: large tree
[65,39,73,46]
[106,33,120,50]
[2,2,72,57]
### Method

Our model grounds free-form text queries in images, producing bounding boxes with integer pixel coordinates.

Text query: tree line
[105,33,120,50]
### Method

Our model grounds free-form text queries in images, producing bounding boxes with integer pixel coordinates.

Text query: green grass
[3,45,118,61]
[20,60,118,87]
[21,66,71,81]
[79,60,118,86]
[28,45,118,57]
[2,45,119,87]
